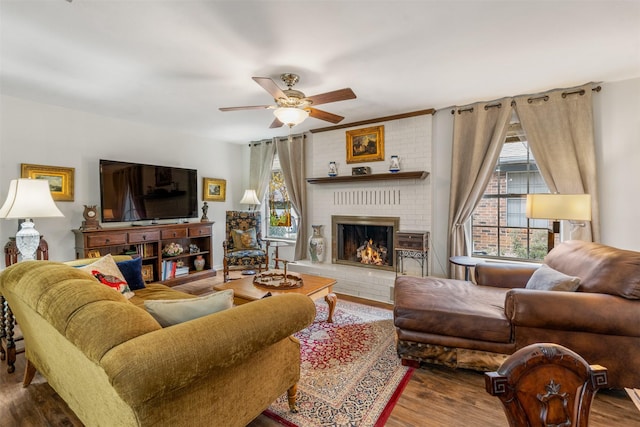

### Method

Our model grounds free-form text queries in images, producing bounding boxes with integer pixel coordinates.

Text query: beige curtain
[514,83,599,242]
[275,134,307,260]
[249,139,276,202]
[448,100,513,278]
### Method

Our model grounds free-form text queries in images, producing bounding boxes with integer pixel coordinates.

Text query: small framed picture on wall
[203,177,226,202]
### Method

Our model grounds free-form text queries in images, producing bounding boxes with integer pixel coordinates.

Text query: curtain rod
[249,134,306,146]
[451,85,602,114]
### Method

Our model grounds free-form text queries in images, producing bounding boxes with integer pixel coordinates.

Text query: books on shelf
[136,243,155,258]
[161,260,190,280]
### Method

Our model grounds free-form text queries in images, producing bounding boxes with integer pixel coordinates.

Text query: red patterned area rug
[264,300,414,427]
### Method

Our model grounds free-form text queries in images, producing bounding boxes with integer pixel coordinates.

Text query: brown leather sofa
[393,240,640,388]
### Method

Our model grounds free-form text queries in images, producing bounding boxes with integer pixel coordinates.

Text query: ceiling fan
[219,73,356,128]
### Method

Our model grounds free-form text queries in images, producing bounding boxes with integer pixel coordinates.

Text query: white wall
[593,77,640,251]
[0,95,245,266]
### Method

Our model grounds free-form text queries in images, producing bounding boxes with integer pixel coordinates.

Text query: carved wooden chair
[222,211,269,281]
[485,343,608,427]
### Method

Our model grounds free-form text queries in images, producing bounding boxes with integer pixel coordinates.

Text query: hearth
[331,215,400,271]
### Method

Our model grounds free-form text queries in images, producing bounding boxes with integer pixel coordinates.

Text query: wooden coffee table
[213,273,338,322]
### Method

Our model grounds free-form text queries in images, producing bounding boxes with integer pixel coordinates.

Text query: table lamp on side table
[0,179,64,261]
[526,193,591,251]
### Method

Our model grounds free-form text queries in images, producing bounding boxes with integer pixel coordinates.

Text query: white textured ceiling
[1,0,639,144]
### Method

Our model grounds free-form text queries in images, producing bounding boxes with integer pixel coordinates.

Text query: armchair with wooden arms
[485,343,608,427]
[222,211,269,281]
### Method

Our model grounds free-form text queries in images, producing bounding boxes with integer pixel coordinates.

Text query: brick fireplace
[332,215,399,271]
[288,113,433,303]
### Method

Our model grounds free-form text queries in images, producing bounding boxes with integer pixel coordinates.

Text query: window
[265,153,298,240]
[471,130,551,261]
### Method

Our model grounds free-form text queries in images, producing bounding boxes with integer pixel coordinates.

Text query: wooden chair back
[485,343,608,427]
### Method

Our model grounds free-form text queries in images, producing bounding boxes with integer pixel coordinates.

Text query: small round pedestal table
[449,256,482,281]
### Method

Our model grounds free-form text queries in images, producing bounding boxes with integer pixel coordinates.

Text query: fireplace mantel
[307,171,428,184]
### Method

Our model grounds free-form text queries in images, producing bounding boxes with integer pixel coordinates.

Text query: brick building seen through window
[471,135,551,261]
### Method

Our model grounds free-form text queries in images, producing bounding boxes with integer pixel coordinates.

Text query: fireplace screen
[332,216,400,271]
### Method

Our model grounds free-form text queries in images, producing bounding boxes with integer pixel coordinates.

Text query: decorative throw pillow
[525,264,581,292]
[116,257,146,290]
[78,254,135,299]
[144,290,234,327]
[231,228,258,250]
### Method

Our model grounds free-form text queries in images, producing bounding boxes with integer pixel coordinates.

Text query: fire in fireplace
[332,215,400,271]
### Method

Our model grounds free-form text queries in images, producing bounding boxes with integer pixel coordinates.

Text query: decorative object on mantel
[307,170,428,184]
[328,161,338,177]
[309,225,326,263]
[352,166,371,176]
[200,201,209,222]
[80,205,101,231]
[346,125,385,164]
[389,155,400,172]
[0,179,64,261]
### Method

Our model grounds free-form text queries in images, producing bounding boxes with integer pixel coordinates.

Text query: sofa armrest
[505,288,640,336]
[101,293,316,405]
[474,263,539,288]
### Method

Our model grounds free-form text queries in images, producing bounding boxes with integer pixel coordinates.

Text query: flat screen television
[99,159,198,223]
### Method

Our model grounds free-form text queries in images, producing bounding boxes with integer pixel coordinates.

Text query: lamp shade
[526,194,591,221]
[239,189,261,205]
[274,107,309,127]
[0,179,64,219]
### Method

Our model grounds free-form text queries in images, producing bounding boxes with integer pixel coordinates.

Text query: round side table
[449,256,482,281]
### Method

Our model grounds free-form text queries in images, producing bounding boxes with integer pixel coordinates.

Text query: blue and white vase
[389,155,400,173]
[328,161,338,177]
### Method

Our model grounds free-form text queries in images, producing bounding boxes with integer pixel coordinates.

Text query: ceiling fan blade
[219,105,272,111]
[269,117,284,128]
[307,88,356,106]
[308,108,344,124]
[253,77,287,100]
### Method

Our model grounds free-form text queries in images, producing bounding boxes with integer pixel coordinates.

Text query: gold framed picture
[346,125,385,164]
[141,264,154,283]
[87,250,101,258]
[21,163,75,201]
[203,177,226,202]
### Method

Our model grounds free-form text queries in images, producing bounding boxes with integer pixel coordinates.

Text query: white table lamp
[0,179,64,261]
[526,193,591,249]
[240,189,261,211]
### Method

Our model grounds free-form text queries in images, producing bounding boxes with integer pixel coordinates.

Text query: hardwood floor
[2,286,639,426]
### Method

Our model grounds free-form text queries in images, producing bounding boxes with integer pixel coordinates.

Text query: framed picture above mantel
[346,125,384,164]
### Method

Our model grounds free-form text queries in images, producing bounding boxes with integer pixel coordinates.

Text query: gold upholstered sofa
[0,258,316,426]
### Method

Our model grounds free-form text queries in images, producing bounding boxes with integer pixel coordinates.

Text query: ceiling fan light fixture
[274,107,309,127]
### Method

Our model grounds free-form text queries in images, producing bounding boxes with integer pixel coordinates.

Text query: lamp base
[16,219,40,261]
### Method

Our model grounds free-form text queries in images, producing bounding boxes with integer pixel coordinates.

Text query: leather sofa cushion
[545,240,640,299]
[394,276,511,343]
